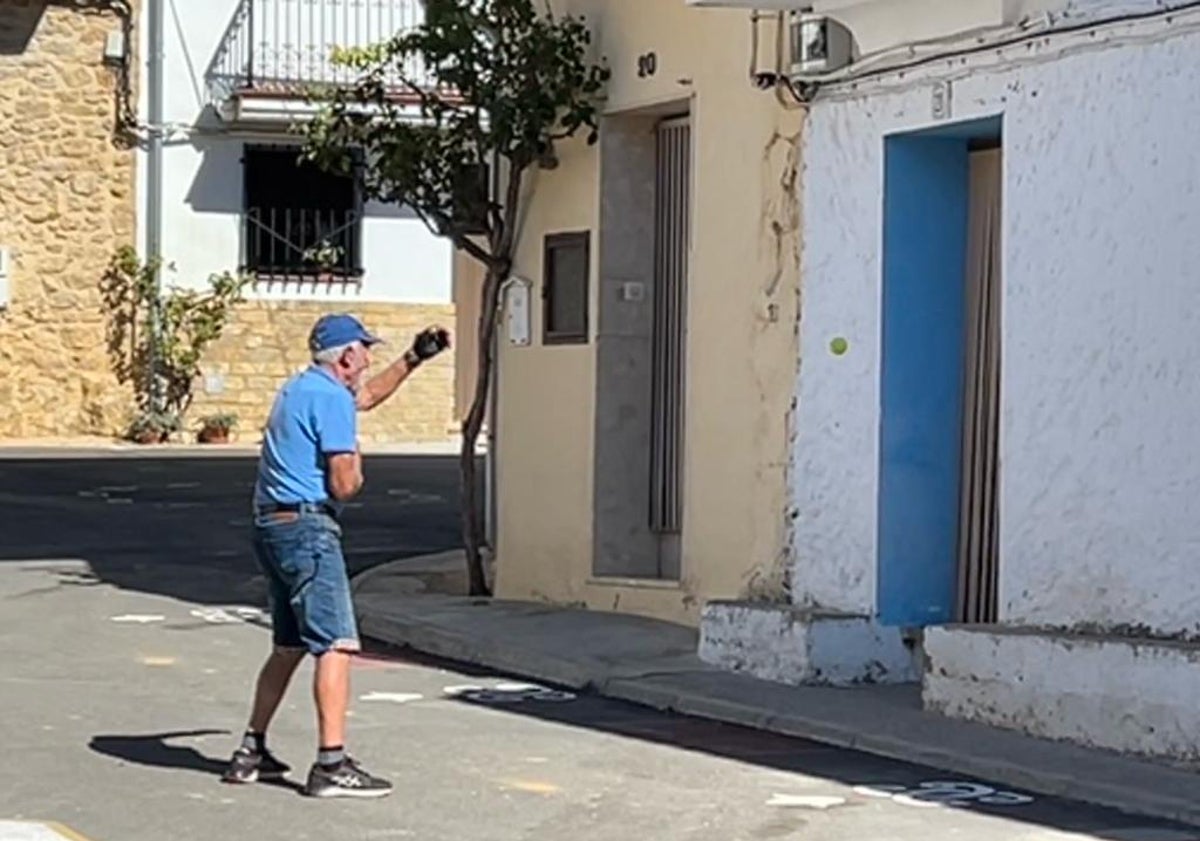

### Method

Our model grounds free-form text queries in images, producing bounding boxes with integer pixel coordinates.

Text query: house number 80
[637,52,657,78]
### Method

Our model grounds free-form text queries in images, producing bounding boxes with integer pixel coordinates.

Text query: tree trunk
[460,263,505,597]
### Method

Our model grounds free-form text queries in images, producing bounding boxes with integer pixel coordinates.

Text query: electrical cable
[775,0,1200,102]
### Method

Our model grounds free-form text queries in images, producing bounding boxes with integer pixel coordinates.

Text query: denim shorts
[251,509,360,655]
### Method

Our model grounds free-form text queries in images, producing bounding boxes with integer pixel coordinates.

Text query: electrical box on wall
[789,12,855,77]
[103,30,126,65]
[504,276,532,346]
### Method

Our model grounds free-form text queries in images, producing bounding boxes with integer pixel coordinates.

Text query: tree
[302,0,609,596]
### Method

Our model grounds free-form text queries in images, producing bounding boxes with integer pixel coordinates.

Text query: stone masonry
[0,0,138,437]
[189,301,459,444]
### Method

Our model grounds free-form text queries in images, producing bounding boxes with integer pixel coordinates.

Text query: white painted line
[0,821,90,841]
[766,794,847,810]
[190,608,239,624]
[104,498,133,505]
[139,656,176,667]
[110,614,165,624]
[360,692,424,704]
[166,482,201,490]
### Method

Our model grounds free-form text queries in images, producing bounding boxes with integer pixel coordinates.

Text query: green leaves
[103,248,250,426]
[302,0,610,264]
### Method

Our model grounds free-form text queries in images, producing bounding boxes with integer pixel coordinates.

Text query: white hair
[313,341,360,365]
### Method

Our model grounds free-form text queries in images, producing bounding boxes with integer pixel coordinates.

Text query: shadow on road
[87,729,305,793]
[365,645,1198,840]
[89,729,231,776]
[0,455,467,608]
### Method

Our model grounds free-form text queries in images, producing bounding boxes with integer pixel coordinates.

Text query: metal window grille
[242,145,363,282]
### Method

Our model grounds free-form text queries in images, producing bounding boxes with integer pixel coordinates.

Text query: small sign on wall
[504,276,532,346]
[932,81,952,120]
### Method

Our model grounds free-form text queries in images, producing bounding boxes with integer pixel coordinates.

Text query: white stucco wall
[811,0,1178,56]
[699,602,919,685]
[142,0,451,302]
[924,627,1200,762]
[793,12,1200,637]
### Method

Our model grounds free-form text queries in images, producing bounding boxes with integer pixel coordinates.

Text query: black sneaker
[304,757,393,799]
[221,747,292,784]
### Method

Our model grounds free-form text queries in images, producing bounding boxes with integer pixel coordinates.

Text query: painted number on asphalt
[444,683,577,704]
[853,781,1035,808]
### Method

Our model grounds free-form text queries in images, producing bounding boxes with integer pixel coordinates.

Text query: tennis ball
[830,336,849,356]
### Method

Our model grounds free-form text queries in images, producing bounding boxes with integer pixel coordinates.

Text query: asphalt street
[0,454,464,605]
[0,455,1197,841]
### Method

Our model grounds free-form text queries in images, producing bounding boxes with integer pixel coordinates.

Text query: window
[542,231,590,344]
[242,145,362,282]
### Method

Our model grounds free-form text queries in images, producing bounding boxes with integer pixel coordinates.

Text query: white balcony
[206,0,435,126]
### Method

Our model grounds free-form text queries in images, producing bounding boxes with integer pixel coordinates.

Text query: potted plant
[127,411,180,445]
[197,411,238,444]
[302,239,343,282]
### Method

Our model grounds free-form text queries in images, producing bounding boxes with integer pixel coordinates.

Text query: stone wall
[189,301,459,444]
[0,0,138,438]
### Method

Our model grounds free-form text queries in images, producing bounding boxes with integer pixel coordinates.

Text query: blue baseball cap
[308,313,383,353]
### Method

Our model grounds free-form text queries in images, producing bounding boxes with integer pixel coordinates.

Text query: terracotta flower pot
[198,426,230,444]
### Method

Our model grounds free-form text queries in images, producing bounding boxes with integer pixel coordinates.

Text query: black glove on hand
[410,327,451,362]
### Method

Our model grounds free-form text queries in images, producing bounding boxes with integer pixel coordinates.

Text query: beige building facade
[491,0,802,625]
[0,0,139,438]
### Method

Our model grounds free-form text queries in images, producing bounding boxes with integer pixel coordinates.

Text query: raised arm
[355,326,451,412]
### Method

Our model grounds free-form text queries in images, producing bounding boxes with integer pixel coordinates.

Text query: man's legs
[250,647,306,734]
[223,519,307,785]
[314,649,351,750]
[298,518,392,798]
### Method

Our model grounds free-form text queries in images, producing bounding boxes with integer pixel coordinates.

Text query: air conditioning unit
[789,12,855,77]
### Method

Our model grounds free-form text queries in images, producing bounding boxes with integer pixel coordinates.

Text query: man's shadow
[88,729,304,794]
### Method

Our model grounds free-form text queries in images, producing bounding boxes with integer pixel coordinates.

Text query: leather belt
[256,501,338,519]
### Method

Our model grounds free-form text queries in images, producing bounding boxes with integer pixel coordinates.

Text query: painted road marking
[43,825,94,841]
[853,781,1034,808]
[766,794,847,810]
[0,821,93,841]
[497,779,560,795]
[444,683,577,704]
[189,607,264,624]
[360,692,423,704]
[139,656,176,667]
[110,614,165,624]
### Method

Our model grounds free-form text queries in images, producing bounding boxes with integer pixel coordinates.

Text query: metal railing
[208,0,430,102]
[243,206,363,282]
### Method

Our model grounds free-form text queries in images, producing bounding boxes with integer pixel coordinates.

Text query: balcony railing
[208,0,431,104]
[243,206,364,283]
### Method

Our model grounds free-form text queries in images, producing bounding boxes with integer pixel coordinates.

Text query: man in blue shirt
[222,313,450,798]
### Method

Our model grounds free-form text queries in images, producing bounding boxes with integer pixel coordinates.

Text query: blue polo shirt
[253,366,357,507]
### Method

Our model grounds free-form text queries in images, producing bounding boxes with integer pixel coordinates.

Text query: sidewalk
[353,554,1200,828]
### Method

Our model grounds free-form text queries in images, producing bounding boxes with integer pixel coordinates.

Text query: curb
[358,606,1200,828]
[601,676,1200,826]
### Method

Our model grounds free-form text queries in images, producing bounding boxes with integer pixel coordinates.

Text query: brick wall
[189,300,459,444]
[0,1,137,437]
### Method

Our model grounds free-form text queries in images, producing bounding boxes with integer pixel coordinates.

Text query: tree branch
[453,233,495,267]
[497,162,526,259]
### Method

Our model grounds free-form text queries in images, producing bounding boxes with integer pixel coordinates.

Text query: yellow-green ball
[830,337,848,356]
